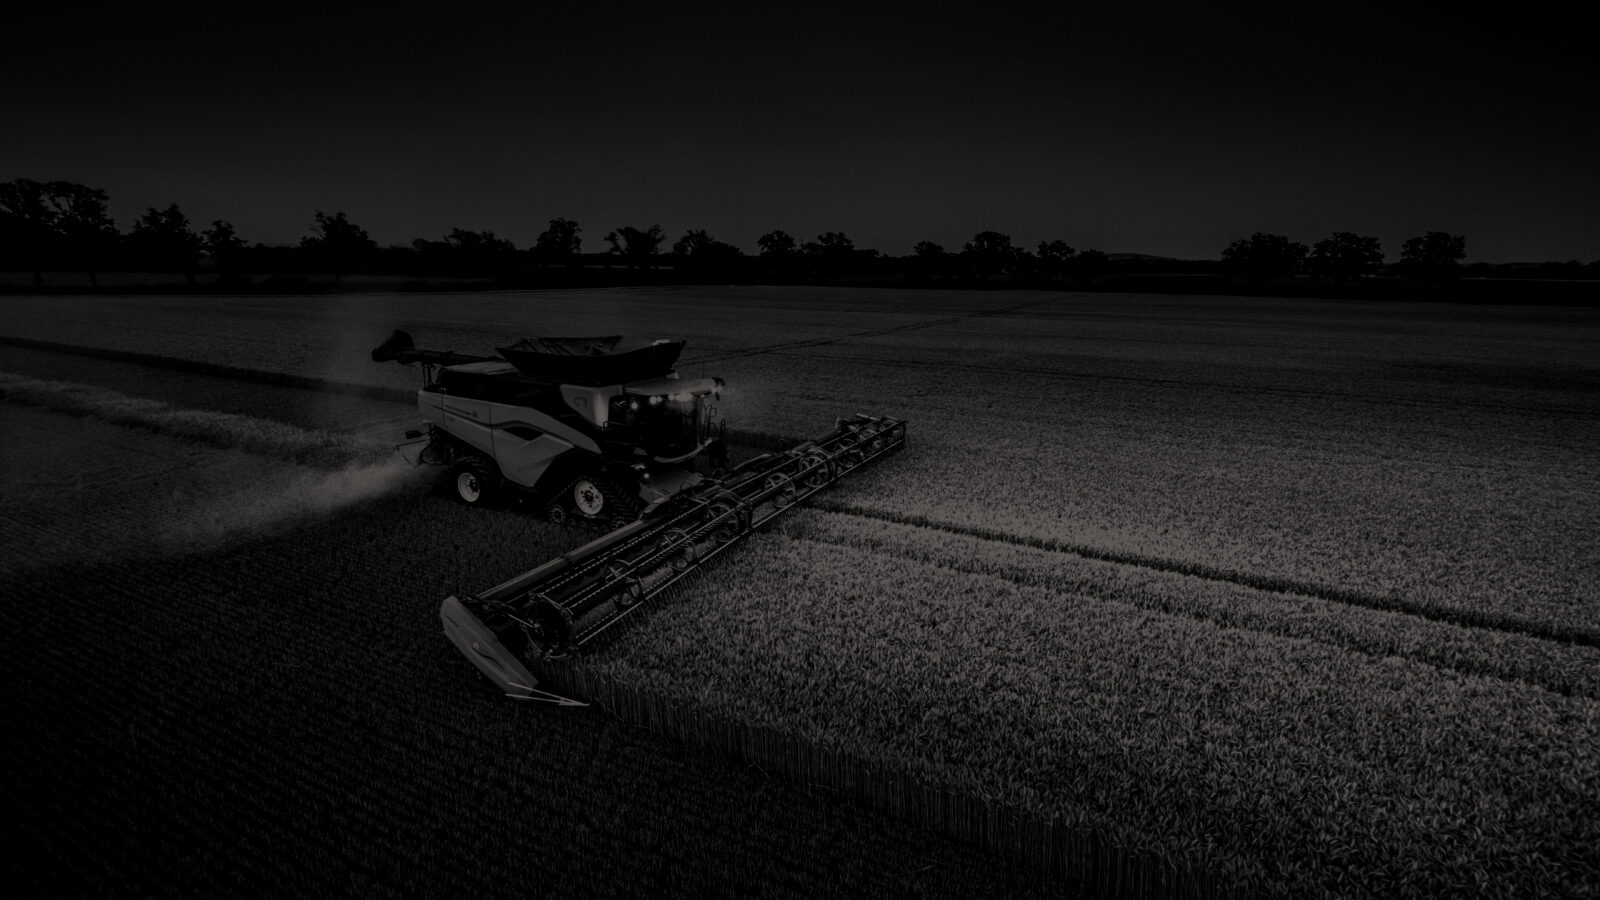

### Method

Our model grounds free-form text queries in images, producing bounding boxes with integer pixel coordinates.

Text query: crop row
[781,508,1600,698]
[727,350,1599,643]
[569,531,1600,900]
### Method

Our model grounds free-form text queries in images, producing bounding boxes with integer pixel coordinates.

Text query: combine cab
[374,329,906,703]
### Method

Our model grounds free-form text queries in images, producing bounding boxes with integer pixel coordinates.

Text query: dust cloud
[160,458,431,552]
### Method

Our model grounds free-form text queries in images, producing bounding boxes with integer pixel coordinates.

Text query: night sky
[6,3,1596,263]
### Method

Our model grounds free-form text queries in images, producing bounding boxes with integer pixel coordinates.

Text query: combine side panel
[440,395,497,457]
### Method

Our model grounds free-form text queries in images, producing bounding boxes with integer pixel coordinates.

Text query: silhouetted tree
[409,237,452,274]
[803,231,855,255]
[754,230,799,278]
[300,210,376,283]
[128,203,201,282]
[446,228,514,254]
[672,229,709,256]
[1399,231,1466,281]
[1036,239,1076,282]
[911,240,956,281]
[202,219,245,277]
[672,229,743,278]
[962,230,1020,282]
[672,229,740,258]
[45,181,117,286]
[604,224,665,267]
[0,178,57,284]
[445,228,517,277]
[801,231,857,277]
[534,217,582,264]
[756,230,798,258]
[1073,248,1111,280]
[1221,232,1308,280]
[1307,231,1383,285]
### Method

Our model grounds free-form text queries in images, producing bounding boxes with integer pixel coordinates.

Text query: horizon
[5,4,1596,265]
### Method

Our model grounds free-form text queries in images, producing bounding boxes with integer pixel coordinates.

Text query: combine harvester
[373,330,906,704]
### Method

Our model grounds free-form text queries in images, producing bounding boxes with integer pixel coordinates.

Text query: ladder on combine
[440,414,907,703]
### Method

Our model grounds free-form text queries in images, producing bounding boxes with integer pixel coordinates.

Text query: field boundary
[806,497,1600,650]
[543,664,1254,900]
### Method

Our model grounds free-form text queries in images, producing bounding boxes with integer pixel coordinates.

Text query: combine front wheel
[451,458,497,505]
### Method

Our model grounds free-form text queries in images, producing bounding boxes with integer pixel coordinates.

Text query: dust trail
[0,371,389,467]
[0,370,434,551]
[158,458,431,552]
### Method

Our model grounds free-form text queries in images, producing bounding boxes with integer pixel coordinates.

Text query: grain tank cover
[623,377,720,397]
[496,337,685,386]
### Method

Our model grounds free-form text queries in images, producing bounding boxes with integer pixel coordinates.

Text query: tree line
[3,178,1594,290]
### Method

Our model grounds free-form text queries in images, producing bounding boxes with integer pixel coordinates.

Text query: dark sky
[6,2,1596,262]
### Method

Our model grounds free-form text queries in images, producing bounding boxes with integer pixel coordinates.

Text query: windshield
[608,392,708,458]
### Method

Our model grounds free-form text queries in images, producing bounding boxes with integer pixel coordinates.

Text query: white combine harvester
[374,329,907,703]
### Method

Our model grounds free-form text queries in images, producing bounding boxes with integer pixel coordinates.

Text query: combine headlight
[649,395,663,406]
